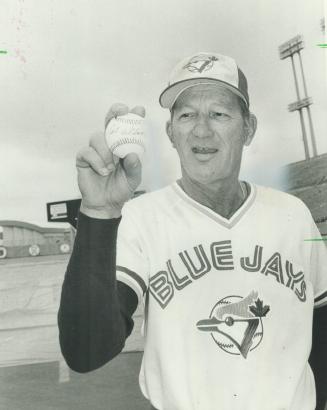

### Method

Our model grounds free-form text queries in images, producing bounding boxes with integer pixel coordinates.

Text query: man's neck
[178,175,246,219]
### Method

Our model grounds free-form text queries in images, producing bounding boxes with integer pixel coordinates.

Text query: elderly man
[58,52,327,410]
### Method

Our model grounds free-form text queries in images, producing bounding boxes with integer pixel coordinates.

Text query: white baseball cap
[159,52,249,110]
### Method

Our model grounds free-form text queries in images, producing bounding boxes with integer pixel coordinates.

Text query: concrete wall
[0,255,144,367]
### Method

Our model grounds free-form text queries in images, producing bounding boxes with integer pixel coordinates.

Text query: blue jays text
[149,241,307,308]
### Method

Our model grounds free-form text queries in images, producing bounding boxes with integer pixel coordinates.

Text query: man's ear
[243,113,257,146]
[166,120,175,148]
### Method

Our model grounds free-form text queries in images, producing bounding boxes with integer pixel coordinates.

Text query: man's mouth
[191,146,218,155]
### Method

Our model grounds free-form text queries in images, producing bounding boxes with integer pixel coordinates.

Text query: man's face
[166,84,256,186]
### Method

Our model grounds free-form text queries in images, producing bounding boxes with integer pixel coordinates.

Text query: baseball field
[0,353,149,410]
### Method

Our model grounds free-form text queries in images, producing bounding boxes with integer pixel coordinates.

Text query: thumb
[130,106,146,118]
[122,153,142,188]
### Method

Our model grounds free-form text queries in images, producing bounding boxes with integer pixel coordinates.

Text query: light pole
[279,35,317,159]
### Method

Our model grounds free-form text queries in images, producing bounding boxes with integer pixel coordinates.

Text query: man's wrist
[80,202,122,219]
[75,211,121,251]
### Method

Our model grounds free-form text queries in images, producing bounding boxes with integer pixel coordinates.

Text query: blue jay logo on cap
[196,291,270,358]
[183,54,219,74]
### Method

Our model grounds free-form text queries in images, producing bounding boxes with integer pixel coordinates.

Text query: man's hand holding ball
[76,103,145,219]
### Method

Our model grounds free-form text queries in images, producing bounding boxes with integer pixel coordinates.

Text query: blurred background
[0,0,326,409]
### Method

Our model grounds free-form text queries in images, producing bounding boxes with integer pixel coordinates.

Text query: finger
[122,153,142,189]
[89,130,114,166]
[76,146,113,176]
[130,106,146,118]
[104,103,129,129]
[113,154,120,166]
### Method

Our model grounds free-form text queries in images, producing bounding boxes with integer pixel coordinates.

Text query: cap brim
[159,78,249,109]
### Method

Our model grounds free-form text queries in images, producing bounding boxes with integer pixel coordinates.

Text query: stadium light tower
[279,35,318,159]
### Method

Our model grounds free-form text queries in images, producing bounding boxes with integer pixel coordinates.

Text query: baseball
[105,112,145,159]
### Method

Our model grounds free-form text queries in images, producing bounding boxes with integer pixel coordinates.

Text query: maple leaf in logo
[249,299,270,317]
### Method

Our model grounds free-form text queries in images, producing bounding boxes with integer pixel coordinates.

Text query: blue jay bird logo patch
[183,54,219,73]
[196,291,270,358]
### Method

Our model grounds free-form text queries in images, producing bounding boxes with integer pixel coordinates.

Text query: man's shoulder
[122,184,175,215]
[254,183,296,201]
[253,183,312,217]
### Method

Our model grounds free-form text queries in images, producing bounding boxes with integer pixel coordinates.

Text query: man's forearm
[58,212,138,373]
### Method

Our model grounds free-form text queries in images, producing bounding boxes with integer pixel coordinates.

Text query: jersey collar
[171,181,257,229]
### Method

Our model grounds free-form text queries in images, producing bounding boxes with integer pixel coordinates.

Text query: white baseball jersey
[116,182,327,410]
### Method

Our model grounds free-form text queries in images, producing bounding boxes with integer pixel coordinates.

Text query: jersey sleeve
[309,219,327,308]
[116,202,149,305]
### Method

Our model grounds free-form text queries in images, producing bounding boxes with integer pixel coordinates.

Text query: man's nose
[192,116,214,138]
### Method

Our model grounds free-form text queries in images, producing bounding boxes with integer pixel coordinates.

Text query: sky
[1,0,326,227]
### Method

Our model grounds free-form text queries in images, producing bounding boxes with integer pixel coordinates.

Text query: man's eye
[210,112,228,119]
[179,112,195,119]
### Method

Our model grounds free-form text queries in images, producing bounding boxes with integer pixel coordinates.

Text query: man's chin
[184,170,226,186]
